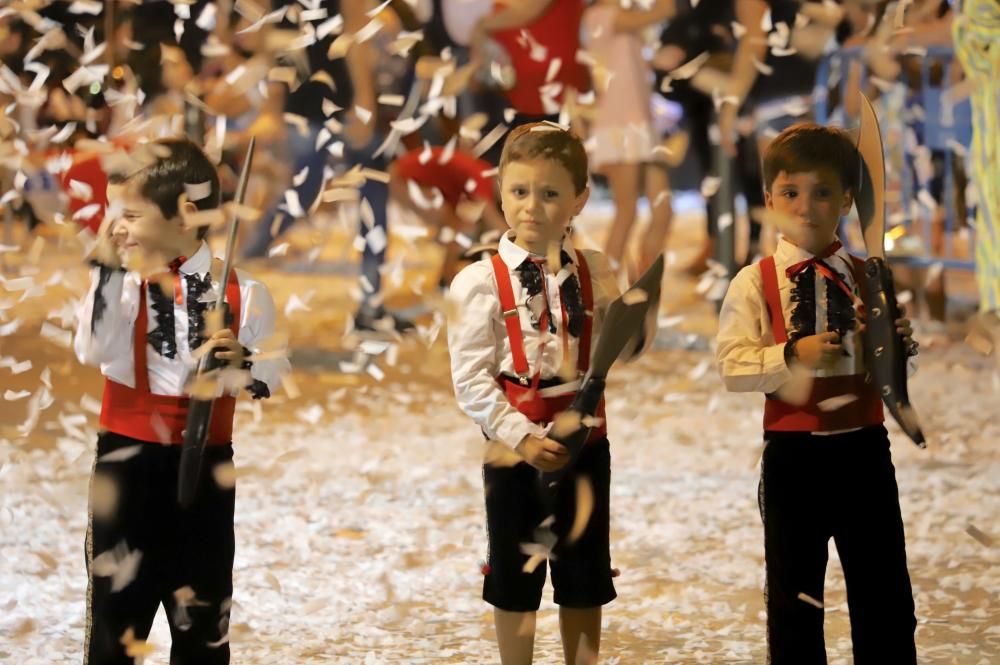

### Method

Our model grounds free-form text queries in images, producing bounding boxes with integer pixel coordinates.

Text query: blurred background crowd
[1,0,997,343]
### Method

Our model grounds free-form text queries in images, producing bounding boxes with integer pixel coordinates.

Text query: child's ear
[841,187,855,216]
[763,188,773,209]
[179,200,198,225]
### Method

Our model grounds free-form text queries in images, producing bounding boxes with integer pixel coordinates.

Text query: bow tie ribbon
[167,256,187,305]
[785,241,863,309]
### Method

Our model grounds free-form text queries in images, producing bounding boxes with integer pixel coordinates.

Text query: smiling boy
[446,122,644,664]
[716,124,919,664]
[74,138,289,664]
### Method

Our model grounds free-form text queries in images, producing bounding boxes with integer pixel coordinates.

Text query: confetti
[670,52,710,81]
[89,472,119,520]
[119,628,156,658]
[567,475,594,544]
[182,208,226,230]
[797,592,824,609]
[68,0,102,15]
[184,181,213,202]
[40,322,72,348]
[522,552,547,575]
[925,262,944,287]
[816,394,858,412]
[964,524,993,548]
[622,288,648,306]
[92,541,143,592]
[268,243,291,258]
[484,441,524,468]
[213,461,238,490]
[551,410,582,439]
[97,445,142,463]
[700,176,721,198]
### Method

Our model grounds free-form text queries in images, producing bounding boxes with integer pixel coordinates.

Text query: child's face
[765,168,853,254]
[105,182,127,249]
[500,158,588,254]
[114,183,193,266]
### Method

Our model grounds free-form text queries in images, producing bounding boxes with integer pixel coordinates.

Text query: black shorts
[482,438,617,612]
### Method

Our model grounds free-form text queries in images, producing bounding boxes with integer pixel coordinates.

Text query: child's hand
[895,314,919,357]
[791,332,842,369]
[515,435,569,472]
[203,329,246,368]
[856,304,919,356]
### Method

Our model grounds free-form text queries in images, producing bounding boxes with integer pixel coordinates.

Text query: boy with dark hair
[447,122,645,665]
[126,139,222,241]
[716,122,920,664]
[75,138,289,664]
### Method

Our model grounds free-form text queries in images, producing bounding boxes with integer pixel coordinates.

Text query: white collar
[773,236,853,269]
[496,230,577,271]
[175,241,213,275]
[126,242,214,286]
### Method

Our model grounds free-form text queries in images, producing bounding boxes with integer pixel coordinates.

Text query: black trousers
[759,426,917,665]
[482,438,617,612]
[84,432,235,665]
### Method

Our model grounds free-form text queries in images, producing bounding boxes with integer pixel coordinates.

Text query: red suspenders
[100,269,242,445]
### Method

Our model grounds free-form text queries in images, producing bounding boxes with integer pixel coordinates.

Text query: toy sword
[177,137,256,507]
[538,254,665,525]
[855,94,925,447]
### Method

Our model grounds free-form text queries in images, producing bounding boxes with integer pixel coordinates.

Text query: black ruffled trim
[825,263,857,343]
[185,272,213,349]
[90,265,121,335]
[788,265,816,342]
[246,377,270,400]
[146,283,177,358]
[513,250,585,338]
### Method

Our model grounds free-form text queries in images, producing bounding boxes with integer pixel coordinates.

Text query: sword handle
[538,377,607,517]
[178,301,232,507]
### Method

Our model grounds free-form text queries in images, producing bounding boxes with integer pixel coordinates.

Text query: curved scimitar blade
[856,94,886,260]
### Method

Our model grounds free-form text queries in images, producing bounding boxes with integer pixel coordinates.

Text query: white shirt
[447,231,624,449]
[716,237,869,396]
[74,242,290,397]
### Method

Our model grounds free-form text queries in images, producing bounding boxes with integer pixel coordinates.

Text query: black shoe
[353,308,416,334]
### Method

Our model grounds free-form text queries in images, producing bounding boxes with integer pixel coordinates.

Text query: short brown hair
[125,138,220,240]
[499,122,589,194]
[762,123,858,193]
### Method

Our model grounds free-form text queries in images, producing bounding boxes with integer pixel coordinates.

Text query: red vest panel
[491,252,608,441]
[759,255,883,432]
[100,268,241,445]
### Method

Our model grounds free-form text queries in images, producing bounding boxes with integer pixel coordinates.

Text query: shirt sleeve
[74,265,133,368]
[236,271,291,399]
[716,265,793,394]
[446,263,545,449]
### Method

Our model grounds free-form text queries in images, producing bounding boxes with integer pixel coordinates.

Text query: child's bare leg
[494,608,536,665]
[641,162,673,272]
[602,163,641,271]
[559,606,601,665]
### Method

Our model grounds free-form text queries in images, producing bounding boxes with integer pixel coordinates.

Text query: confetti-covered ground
[1,209,997,664]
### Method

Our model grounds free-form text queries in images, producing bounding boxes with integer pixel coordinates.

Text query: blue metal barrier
[814,45,976,271]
